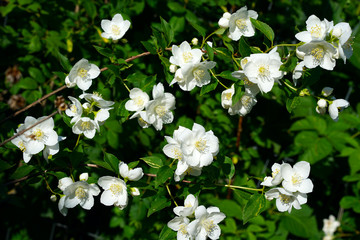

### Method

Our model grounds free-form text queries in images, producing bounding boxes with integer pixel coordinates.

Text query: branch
[0,111,59,148]
[1,51,154,125]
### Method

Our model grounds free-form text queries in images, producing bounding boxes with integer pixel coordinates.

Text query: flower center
[138,117,149,125]
[29,128,46,141]
[258,65,270,78]
[241,95,252,107]
[272,168,280,178]
[19,140,26,152]
[134,96,144,107]
[310,25,322,38]
[279,194,291,204]
[311,47,324,62]
[243,77,254,86]
[172,147,182,160]
[77,68,88,78]
[193,69,205,81]
[195,139,207,152]
[155,105,167,117]
[80,121,91,130]
[202,219,216,234]
[235,18,247,31]
[182,52,193,63]
[75,187,86,199]
[110,183,122,195]
[111,25,121,35]
[291,174,302,185]
[70,105,77,113]
[179,224,189,236]
[225,92,232,101]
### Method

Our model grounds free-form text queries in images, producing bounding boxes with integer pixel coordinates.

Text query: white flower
[329,99,349,121]
[62,180,100,211]
[142,83,176,131]
[174,194,199,218]
[125,88,150,112]
[261,163,284,187]
[168,216,192,240]
[330,22,353,63]
[79,92,114,110]
[187,205,226,240]
[101,13,131,40]
[322,87,334,97]
[180,123,219,168]
[281,161,314,194]
[228,93,257,116]
[221,84,235,110]
[170,61,216,91]
[231,71,260,95]
[66,96,83,124]
[292,61,306,86]
[191,37,199,45]
[119,162,144,181]
[79,172,89,181]
[265,187,307,213]
[11,116,59,163]
[169,64,178,73]
[295,15,331,42]
[174,165,202,182]
[316,99,328,115]
[72,117,99,139]
[228,6,258,41]
[43,136,66,160]
[98,176,128,209]
[65,59,100,91]
[243,49,283,93]
[297,40,337,70]
[130,187,140,196]
[169,41,202,68]
[323,215,340,237]
[218,12,231,28]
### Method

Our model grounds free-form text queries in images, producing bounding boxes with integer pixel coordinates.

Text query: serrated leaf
[160,17,174,47]
[250,18,275,43]
[93,45,114,58]
[200,78,218,96]
[141,156,163,169]
[242,193,266,224]
[147,197,171,217]
[104,152,120,174]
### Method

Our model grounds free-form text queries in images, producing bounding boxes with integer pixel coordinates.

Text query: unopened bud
[79,172,89,181]
[299,88,310,96]
[322,87,334,97]
[223,12,231,19]
[332,27,342,38]
[191,38,198,46]
[218,17,230,28]
[169,64,177,73]
[50,194,57,202]
[130,187,140,196]
[317,99,327,108]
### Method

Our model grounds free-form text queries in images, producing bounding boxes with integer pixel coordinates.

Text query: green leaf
[290,116,327,134]
[340,196,360,209]
[280,52,298,72]
[104,153,120,174]
[10,165,36,180]
[93,45,114,58]
[28,67,45,84]
[232,83,244,105]
[117,99,130,123]
[151,27,167,51]
[348,149,360,175]
[140,156,163,169]
[128,161,139,169]
[200,78,218,96]
[56,52,72,72]
[223,156,235,180]
[90,160,113,172]
[82,0,97,20]
[286,96,301,113]
[187,21,206,37]
[141,40,157,55]
[250,46,263,54]
[160,17,174,46]
[147,197,171,217]
[0,160,15,172]
[214,28,226,35]
[156,166,174,186]
[217,71,239,81]
[242,193,266,224]
[250,18,275,43]
[16,77,38,90]
[223,40,234,53]
[167,2,185,13]
[159,225,177,240]
[238,37,252,57]
[204,43,214,61]
[280,215,319,238]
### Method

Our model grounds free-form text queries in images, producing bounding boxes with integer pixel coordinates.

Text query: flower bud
[169,64,177,73]
[79,172,89,181]
[332,27,342,38]
[50,194,57,202]
[322,87,334,97]
[130,187,140,196]
[218,17,230,28]
[223,12,231,20]
[317,99,328,108]
[191,38,198,46]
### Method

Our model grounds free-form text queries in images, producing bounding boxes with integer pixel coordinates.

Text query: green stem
[351,131,360,139]
[232,54,241,69]
[165,184,178,207]
[265,43,302,53]
[281,79,298,92]
[74,134,82,149]
[224,184,264,192]
[201,31,218,49]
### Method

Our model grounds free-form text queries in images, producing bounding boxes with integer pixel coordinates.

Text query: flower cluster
[168,194,226,240]
[65,59,100,91]
[261,161,314,213]
[218,6,258,41]
[221,84,257,116]
[316,87,349,121]
[169,41,216,91]
[322,215,340,240]
[57,162,143,216]
[163,123,219,181]
[125,83,176,131]
[295,15,353,71]
[11,116,64,163]
[66,92,114,139]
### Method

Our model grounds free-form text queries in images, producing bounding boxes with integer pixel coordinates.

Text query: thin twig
[0,111,59,147]
[236,116,243,148]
